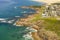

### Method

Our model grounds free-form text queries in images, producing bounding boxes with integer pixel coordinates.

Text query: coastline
[14,5,59,40]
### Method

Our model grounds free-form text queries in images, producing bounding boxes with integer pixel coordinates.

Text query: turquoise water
[0,0,44,40]
[0,23,27,40]
[0,7,36,40]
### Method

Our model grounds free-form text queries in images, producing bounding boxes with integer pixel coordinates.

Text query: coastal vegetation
[29,5,60,38]
[15,2,60,40]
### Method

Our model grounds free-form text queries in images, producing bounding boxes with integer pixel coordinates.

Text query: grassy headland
[16,5,60,40]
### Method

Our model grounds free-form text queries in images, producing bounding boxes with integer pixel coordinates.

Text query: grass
[29,5,60,37]
[30,14,41,22]
[30,7,45,22]
[43,18,60,37]
[30,14,60,37]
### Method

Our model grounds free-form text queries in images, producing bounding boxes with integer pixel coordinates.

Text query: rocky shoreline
[15,5,59,40]
[15,14,59,40]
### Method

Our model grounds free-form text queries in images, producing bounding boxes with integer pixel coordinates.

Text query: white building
[42,3,60,17]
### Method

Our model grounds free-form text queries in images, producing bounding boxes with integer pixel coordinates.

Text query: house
[42,3,60,17]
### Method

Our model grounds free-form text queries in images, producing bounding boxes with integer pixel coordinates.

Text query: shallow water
[0,7,36,40]
[0,23,27,40]
[0,0,43,40]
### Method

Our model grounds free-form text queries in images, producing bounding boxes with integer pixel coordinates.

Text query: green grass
[30,16,60,37]
[42,18,60,37]
[30,14,41,22]
[30,6,46,22]
[29,5,60,37]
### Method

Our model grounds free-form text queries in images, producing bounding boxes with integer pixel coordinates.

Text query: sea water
[0,23,26,40]
[0,7,35,40]
[0,0,44,40]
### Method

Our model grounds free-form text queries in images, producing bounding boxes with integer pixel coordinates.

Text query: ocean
[0,0,44,40]
[0,7,35,40]
[0,23,27,40]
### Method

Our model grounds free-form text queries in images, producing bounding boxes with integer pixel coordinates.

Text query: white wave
[0,18,6,20]
[13,23,16,25]
[14,6,17,9]
[1,21,7,23]
[23,32,33,40]
[15,16,20,17]
[26,27,37,32]
[13,23,22,26]
[0,18,15,23]
[8,21,12,23]
[7,20,15,23]
[21,11,27,13]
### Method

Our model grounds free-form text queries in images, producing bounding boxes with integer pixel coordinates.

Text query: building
[42,3,60,17]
